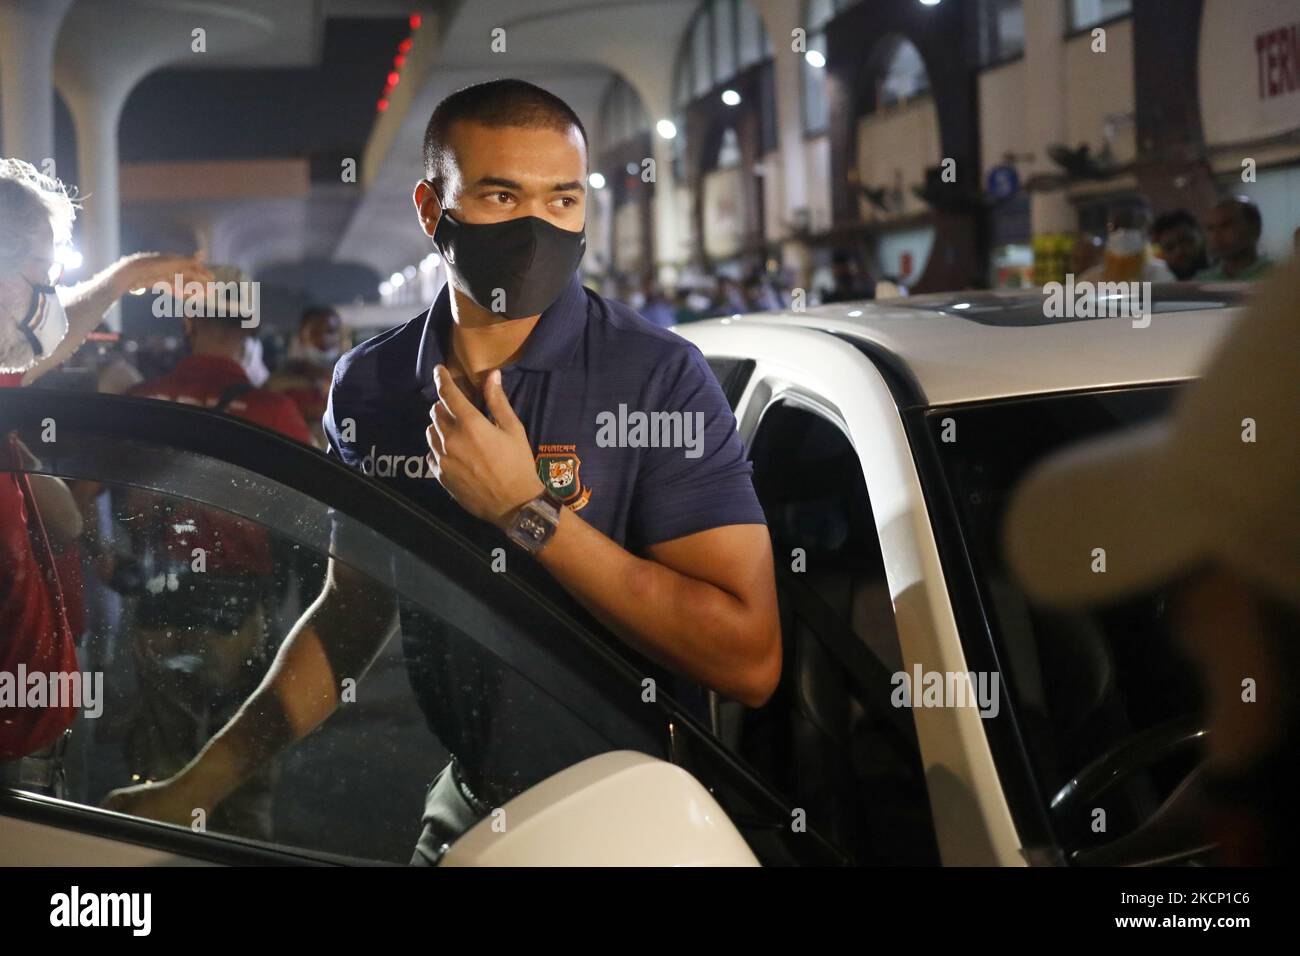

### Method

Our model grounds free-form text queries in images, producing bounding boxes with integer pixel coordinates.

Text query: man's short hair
[1151,209,1199,238]
[188,265,254,335]
[300,305,338,329]
[0,158,78,273]
[1216,196,1262,235]
[422,79,588,185]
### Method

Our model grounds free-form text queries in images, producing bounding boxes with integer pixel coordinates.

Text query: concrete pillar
[1021,0,1077,284]
[650,132,682,284]
[0,0,74,164]
[598,180,615,287]
[1022,0,1075,236]
[607,69,682,285]
[59,82,130,284]
[52,0,273,327]
[754,0,809,242]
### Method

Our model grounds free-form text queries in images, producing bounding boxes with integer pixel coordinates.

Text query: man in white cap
[1002,259,1300,865]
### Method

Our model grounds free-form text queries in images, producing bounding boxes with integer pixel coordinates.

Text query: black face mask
[432,211,585,320]
[17,278,63,358]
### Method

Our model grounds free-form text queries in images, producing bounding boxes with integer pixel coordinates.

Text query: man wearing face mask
[0,158,208,778]
[265,305,343,449]
[104,80,781,862]
[0,162,211,390]
[1080,204,1173,283]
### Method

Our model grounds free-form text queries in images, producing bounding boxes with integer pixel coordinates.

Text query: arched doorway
[853,35,940,289]
[825,0,985,292]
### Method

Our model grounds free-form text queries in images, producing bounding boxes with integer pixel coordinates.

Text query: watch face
[509,497,558,552]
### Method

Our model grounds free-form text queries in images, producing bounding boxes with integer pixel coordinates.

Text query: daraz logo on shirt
[358,445,438,480]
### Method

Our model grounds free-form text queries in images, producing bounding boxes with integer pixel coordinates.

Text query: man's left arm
[23,253,211,385]
[534,511,781,708]
[426,364,781,708]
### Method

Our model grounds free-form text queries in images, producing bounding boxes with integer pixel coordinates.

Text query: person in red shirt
[121,278,310,839]
[0,425,80,767]
[127,325,312,443]
[264,305,343,449]
[124,297,310,576]
[125,305,311,575]
[2,158,210,790]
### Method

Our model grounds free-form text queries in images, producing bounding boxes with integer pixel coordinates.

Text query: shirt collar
[416,276,587,402]
[175,354,249,381]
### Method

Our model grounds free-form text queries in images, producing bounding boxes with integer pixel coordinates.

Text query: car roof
[685,283,1251,407]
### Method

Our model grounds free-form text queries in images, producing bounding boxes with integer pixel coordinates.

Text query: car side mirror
[440,751,759,867]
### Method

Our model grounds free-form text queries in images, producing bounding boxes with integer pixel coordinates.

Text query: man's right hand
[101,777,208,828]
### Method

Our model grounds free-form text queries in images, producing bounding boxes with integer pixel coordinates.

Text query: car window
[923,385,1206,860]
[704,357,756,410]
[734,398,940,864]
[0,405,668,864]
[0,392,847,866]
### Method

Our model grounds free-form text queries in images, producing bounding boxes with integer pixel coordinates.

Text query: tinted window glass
[926,386,1206,855]
[739,401,939,864]
[0,426,663,863]
[704,357,755,409]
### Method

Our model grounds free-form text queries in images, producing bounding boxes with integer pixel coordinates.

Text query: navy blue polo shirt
[324,275,764,548]
[321,275,765,802]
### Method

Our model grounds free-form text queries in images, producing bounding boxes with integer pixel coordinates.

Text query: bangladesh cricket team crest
[535,443,591,511]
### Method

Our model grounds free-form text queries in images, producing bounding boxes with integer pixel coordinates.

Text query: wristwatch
[504,490,564,553]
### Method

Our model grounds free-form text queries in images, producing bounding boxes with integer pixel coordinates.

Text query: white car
[676,283,1246,866]
[0,283,1241,866]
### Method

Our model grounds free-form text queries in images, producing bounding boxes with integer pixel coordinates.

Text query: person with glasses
[0,157,209,778]
[1,160,211,387]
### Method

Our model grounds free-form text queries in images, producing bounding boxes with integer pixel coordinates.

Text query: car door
[0,387,844,866]
[704,335,937,863]
[685,321,1025,865]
